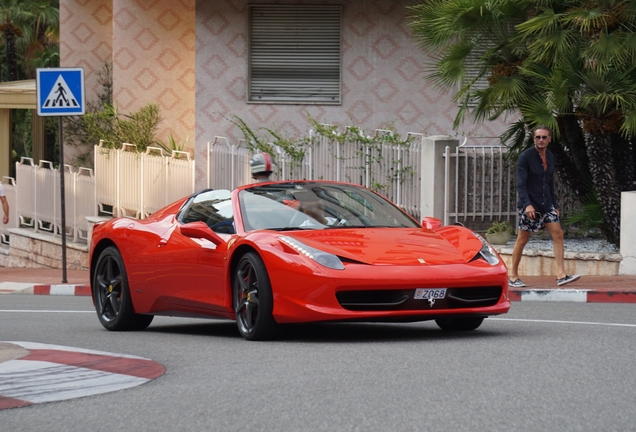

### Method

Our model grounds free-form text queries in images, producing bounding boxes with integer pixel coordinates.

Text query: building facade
[60,0,508,187]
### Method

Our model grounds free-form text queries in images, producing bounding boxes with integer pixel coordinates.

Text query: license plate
[414,288,447,300]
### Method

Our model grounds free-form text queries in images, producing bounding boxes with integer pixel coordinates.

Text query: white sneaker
[508,278,526,288]
[557,274,580,286]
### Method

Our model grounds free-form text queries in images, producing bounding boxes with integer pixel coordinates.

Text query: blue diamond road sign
[36,68,85,116]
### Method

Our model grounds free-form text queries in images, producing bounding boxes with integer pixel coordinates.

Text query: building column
[619,190,636,274]
[420,135,458,223]
[31,110,45,164]
[0,109,11,179]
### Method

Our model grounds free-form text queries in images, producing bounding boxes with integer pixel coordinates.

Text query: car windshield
[238,182,419,231]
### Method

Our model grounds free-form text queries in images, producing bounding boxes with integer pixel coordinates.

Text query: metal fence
[2,159,95,243]
[444,143,580,230]
[95,143,195,218]
[0,129,581,248]
[206,128,423,219]
[445,144,517,227]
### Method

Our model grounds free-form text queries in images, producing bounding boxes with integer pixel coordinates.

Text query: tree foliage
[0,0,59,81]
[1,0,60,171]
[64,63,185,165]
[409,0,636,245]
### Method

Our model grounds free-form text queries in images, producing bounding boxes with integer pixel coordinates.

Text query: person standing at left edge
[0,183,9,224]
[508,125,581,288]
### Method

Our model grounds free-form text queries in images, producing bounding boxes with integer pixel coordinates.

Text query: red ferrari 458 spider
[90,180,510,340]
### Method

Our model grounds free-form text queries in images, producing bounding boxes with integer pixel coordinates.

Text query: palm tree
[408,0,636,245]
[0,0,58,81]
[0,0,34,81]
[19,0,59,78]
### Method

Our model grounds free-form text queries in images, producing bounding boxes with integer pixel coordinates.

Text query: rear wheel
[93,246,153,331]
[233,252,277,340]
[435,317,484,331]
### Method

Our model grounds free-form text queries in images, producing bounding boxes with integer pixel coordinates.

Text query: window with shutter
[248,5,342,104]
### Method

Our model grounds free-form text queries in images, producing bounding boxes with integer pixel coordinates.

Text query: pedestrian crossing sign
[36,68,85,116]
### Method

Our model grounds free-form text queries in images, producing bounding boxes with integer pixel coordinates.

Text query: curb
[0,284,90,296]
[509,289,636,303]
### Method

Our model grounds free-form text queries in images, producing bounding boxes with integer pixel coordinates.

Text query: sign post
[36,68,85,283]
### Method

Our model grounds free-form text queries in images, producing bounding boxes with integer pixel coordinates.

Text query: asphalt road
[1,296,635,432]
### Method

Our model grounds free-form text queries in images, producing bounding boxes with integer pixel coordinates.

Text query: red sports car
[90,180,510,340]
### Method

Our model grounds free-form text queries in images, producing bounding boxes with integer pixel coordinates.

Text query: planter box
[486,231,511,245]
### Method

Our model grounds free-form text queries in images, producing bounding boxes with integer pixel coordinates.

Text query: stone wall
[0,229,88,270]
[495,246,621,277]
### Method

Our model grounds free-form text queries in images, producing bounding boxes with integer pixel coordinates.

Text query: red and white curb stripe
[0,341,165,410]
[509,289,636,303]
[0,284,90,296]
[32,284,90,296]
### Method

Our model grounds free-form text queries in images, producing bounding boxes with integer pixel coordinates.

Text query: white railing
[1,144,196,245]
[3,158,96,243]
[443,143,579,228]
[205,129,423,219]
[95,142,195,218]
[445,145,517,226]
[0,129,581,249]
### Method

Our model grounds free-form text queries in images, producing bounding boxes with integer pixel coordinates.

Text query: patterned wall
[195,0,510,184]
[59,0,113,163]
[61,0,509,186]
[61,0,195,161]
[60,0,112,98]
[112,0,195,146]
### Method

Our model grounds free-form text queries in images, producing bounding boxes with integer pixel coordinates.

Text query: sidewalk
[1,266,636,302]
[0,267,90,296]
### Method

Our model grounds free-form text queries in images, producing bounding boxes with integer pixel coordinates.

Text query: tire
[93,246,153,331]
[233,252,277,340]
[435,316,484,331]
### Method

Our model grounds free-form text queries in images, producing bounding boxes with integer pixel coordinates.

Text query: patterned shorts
[518,207,560,232]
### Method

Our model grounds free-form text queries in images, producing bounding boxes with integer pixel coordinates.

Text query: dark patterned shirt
[516,146,558,214]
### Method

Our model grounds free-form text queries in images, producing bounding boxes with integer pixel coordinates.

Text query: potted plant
[485,220,513,245]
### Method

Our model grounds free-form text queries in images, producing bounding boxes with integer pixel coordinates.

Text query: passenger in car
[249,152,275,183]
[300,201,337,226]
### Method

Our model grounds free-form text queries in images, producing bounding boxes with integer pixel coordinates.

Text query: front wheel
[233,252,277,340]
[435,317,484,331]
[93,246,153,331]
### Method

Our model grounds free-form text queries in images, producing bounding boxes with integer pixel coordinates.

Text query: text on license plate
[414,288,447,300]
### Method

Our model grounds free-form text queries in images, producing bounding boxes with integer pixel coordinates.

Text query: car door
[153,190,233,314]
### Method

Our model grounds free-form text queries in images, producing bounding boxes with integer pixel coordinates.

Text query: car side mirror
[421,217,443,230]
[180,221,226,246]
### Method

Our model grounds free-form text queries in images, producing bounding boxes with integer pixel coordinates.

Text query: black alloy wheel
[233,252,277,340]
[93,246,153,331]
[435,316,484,331]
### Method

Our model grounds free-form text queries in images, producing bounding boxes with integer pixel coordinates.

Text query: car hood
[285,227,483,265]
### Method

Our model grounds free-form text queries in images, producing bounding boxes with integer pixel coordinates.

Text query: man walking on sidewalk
[508,125,580,288]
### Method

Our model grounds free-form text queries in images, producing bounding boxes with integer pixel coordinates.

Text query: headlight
[472,232,501,266]
[279,236,345,270]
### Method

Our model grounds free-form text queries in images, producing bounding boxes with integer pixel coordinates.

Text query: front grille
[336,286,502,311]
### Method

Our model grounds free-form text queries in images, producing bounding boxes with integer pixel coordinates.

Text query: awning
[0,80,41,179]
[0,80,37,109]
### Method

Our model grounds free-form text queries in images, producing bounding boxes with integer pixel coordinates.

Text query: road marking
[0,360,149,404]
[0,342,165,410]
[0,310,94,313]
[490,318,636,328]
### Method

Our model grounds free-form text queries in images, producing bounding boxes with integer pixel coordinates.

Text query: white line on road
[0,310,94,313]
[1,311,635,327]
[490,318,636,328]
